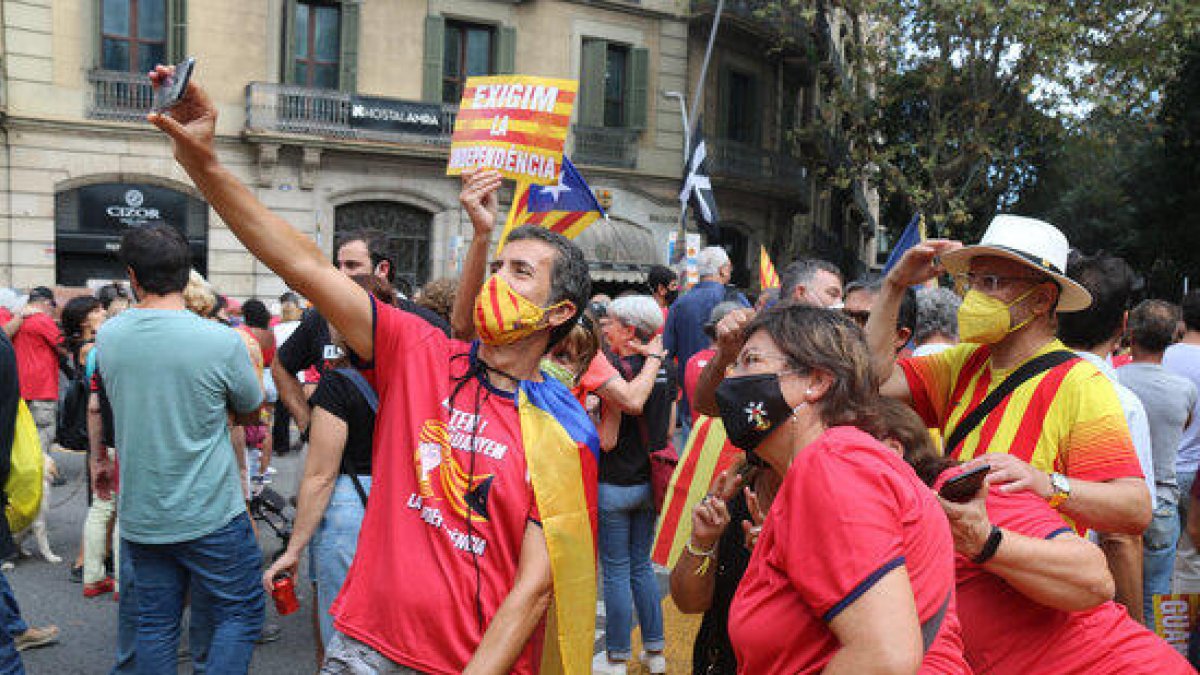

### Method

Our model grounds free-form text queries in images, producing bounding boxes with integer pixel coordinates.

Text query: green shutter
[338,2,359,93]
[282,0,297,84]
[496,25,516,74]
[627,46,648,129]
[579,39,606,127]
[167,0,187,63]
[422,15,445,102]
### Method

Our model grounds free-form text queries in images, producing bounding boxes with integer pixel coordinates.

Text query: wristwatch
[1046,472,1071,509]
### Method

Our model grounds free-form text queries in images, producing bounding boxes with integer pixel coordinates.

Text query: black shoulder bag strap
[921,591,952,653]
[944,350,1078,455]
[333,368,376,508]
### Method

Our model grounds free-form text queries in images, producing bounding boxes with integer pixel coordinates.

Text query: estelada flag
[518,377,599,674]
[651,415,743,568]
[759,245,780,290]
[499,157,605,250]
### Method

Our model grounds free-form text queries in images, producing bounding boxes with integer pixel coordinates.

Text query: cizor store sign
[446,75,577,185]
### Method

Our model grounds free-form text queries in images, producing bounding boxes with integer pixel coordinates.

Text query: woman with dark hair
[239,299,277,479]
[713,304,967,674]
[876,398,1191,674]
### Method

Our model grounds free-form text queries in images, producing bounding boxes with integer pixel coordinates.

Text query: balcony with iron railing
[707,139,809,202]
[244,82,458,146]
[87,70,154,122]
[571,126,641,170]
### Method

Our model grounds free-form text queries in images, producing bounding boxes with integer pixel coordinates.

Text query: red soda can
[271,574,299,615]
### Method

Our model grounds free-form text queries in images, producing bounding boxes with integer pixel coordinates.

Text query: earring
[805,388,813,397]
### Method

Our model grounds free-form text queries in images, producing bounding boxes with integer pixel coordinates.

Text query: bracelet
[971,525,1003,565]
[685,539,716,576]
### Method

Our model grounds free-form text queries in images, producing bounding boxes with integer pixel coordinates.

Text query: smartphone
[938,464,990,503]
[153,57,195,112]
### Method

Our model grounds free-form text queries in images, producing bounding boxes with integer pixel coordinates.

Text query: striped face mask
[473,274,568,346]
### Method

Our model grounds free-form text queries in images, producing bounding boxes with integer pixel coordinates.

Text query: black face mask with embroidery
[714,373,795,457]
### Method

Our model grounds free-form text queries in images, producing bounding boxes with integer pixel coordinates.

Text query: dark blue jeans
[0,573,24,674]
[124,513,264,675]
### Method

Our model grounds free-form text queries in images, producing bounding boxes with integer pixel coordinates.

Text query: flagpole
[674,0,724,264]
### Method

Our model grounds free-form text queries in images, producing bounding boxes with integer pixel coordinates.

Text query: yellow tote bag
[7,400,44,533]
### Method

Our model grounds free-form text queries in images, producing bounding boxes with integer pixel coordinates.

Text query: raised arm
[595,336,665,415]
[693,308,754,418]
[450,170,502,340]
[147,67,373,360]
[865,240,960,399]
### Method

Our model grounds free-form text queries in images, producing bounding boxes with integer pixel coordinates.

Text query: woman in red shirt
[714,305,968,674]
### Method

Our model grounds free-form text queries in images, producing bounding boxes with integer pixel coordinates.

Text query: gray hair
[608,295,664,340]
[781,258,842,298]
[914,287,961,344]
[696,246,731,278]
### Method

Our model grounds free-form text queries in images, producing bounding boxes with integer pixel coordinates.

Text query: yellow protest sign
[446,75,577,185]
[1153,593,1200,655]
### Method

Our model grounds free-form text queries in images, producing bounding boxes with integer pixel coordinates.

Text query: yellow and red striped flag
[759,245,781,290]
[651,416,743,568]
[498,157,605,251]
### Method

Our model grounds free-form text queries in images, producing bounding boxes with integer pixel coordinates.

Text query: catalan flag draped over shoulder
[499,157,605,249]
[759,245,781,290]
[518,377,599,675]
[651,416,742,567]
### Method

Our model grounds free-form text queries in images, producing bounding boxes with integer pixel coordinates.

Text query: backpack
[8,400,45,533]
[55,361,89,451]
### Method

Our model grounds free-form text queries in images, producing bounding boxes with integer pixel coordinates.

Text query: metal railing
[87,70,154,122]
[572,126,641,169]
[244,82,458,145]
[707,139,808,193]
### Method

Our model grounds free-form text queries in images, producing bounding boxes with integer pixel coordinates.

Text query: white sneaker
[592,652,627,675]
[639,651,667,675]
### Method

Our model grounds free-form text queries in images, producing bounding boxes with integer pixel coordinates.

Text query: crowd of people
[2,67,1200,675]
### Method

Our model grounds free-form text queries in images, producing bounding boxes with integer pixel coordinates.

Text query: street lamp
[661,90,690,158]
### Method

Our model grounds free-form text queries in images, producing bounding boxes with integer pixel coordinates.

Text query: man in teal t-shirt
[93,224,264,674]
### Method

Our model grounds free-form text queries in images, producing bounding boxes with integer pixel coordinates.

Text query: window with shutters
[442,21,495,105]
[724,69,760,144]
[100,0,167,73]
[292,1,340,89]
[579,38,647,130]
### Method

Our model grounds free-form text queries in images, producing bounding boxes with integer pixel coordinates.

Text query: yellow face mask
[957,288,1037,344]
[473,274,568,346]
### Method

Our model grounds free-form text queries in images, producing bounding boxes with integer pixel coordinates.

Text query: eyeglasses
[730,351,796,372]
[954,272,1047,294]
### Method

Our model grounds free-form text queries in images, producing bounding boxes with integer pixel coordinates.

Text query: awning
[574,217,663,283]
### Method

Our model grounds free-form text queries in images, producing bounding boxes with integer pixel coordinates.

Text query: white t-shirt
[1163,343,1200,476]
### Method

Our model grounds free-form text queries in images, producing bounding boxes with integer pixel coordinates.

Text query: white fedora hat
[939,215,1092,312]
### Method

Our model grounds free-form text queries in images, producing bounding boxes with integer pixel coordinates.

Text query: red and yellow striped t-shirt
[898,339,1142,483]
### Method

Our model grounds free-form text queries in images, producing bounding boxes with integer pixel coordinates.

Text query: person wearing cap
[4,287,67,464]
[865,215,1151,539]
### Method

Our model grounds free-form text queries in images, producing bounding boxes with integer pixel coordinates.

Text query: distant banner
[446,75,577,184]
[1152,593,1200,655]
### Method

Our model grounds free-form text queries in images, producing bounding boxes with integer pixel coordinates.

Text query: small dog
[2,455,62,570]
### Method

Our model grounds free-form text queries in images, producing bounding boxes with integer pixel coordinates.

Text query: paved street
[12,449,319,674]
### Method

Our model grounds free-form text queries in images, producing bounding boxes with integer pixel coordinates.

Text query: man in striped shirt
[865,215,1150,539]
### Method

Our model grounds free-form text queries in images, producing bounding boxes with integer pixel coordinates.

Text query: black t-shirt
[693,489,753,675]
[599,353,678,486]
[277,299,449,375]
[308,369,375,476]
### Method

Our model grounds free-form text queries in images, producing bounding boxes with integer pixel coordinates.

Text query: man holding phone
[865,216,1150,542]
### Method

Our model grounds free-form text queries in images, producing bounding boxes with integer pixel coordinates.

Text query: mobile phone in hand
[152,57,196,112]
[939,464,990,504]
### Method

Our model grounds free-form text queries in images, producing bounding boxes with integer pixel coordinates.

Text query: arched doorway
[334,201,433,295]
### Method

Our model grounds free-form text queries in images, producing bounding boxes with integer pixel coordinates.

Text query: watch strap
[972,525,1003,565]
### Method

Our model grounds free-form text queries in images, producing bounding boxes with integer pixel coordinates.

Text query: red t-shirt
[331,300,544,674]
[938,471,1192,674]
[573,351,618,406]
[14,311,61,400]
[729,426,967,674]
[683,348,715,417]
